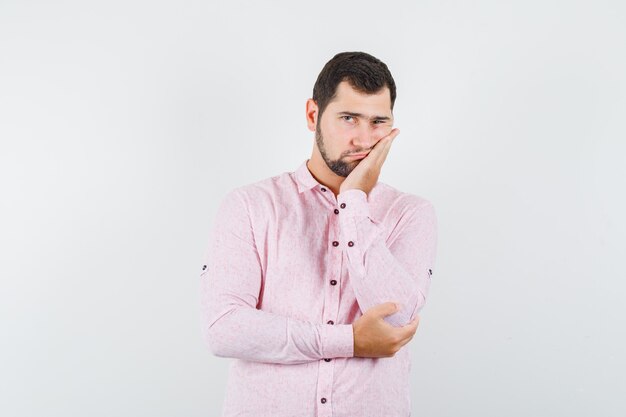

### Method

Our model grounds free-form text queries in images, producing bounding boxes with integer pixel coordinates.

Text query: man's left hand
[339,128,400,196]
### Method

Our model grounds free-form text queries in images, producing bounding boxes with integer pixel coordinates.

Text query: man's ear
[305,98,318,132]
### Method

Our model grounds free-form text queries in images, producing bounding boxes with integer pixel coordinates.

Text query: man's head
[306,51,396,178]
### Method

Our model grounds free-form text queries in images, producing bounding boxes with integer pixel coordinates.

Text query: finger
[368,133,391,157]
[395,317,419,339]
[374,131,397,165]
[406,316,420,332]
[397,329,416,347]
[378,129,399,151]
[361,129,399,167]
[381,128,399,148]
[386,128,400,142]
[401,333,415,346]
[373,129,399,153]
[379,135,395,161]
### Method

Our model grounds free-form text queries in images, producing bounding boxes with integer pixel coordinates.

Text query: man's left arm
[337,188,438,328]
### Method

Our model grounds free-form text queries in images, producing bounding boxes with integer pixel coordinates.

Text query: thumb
[378,302,401,317]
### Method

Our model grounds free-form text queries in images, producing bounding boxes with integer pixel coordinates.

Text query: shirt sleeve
[336,188,438,328]
[199,188,354,365]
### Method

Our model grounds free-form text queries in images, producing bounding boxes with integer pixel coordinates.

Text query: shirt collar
[294,159,321,194]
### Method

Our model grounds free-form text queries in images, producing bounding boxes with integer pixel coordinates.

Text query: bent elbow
[203,323,233,358]
[202,310,238,358]
[408,289,428,322]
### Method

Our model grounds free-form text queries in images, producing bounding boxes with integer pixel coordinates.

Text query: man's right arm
[199,188,354,365]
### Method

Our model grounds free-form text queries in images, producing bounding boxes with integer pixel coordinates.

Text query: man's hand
[352,301,420,358]
[339,128,400,196]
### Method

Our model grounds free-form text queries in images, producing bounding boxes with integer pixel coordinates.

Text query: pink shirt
[200,159,438,417]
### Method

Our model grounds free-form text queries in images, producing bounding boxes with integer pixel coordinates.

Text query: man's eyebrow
[337,111,392,121]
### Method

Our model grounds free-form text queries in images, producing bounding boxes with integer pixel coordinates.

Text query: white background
[1,1,625,416]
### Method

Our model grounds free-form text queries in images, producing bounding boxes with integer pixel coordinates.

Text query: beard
[315,121,358,178]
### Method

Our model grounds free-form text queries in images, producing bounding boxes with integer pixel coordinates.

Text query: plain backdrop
[1,1,625,416]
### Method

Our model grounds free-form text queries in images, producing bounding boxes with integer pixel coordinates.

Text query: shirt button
[332,241,339,247]
[202,265,207,270]
[429,268,433,275]
[327,320,334,325]
[321,187,327,192]
[330,279,337,286]
[348,241,354,247]
[321,398,327,404]
[340,203,346,209]
[324,358,332,362]
[334,208,339,214]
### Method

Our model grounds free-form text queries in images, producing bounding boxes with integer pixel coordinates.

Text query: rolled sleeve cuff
[320,323,354,358]
[337,189,370,220]
[337,188,384,256]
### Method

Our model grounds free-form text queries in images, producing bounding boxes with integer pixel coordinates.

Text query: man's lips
[347,153,368,159]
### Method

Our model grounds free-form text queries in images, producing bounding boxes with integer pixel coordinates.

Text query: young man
[200,51,438,417]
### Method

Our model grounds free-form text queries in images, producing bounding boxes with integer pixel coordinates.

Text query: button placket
[317,201,343,406]
[317,245,338,417]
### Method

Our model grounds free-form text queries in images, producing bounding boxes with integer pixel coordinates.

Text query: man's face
[315,80,394,177]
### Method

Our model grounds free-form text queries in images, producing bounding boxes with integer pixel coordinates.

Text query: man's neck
[306,156,344,198]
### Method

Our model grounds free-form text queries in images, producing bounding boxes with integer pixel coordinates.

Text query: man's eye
[342,116,354,122]
[373,120,385,124]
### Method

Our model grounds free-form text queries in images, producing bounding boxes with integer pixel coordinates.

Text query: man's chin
[325,159,355,178]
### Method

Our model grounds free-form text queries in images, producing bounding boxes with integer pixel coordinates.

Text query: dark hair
[312,51,397,121]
